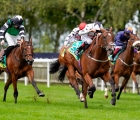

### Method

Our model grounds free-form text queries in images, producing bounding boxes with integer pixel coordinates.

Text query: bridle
[22,43,33,61]
[86,31,114,62]
[13,42,34,65]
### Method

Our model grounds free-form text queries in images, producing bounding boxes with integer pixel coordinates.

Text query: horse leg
[3,76,12,102]
[84,73,96,99]
[27,69,45,97]
[11,75,18,103]
[123,84,127,93]
[131,72,140,95]
[81,80,89,108]
[66,70,81,99]
[101,73,116,106]
[114,74,120,92]
[104,82,108,98]
[117,78,129,100]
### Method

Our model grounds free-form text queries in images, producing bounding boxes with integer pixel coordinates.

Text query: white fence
[2,58,137,93]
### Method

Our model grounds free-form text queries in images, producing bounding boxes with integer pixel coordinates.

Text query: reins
[13,46,23,62]
[86,31,113,63]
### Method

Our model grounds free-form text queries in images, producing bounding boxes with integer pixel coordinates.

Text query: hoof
[110,100,116,106]
[38,92,45,97]
[88,91,93,98]
[117,97,120,100]
[104,95,108,99]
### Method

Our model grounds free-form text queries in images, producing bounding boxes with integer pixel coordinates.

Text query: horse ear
[30,38,32,44]
[109,27,113,32]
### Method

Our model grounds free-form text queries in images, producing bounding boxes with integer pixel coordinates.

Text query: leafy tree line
[0,0,139,52]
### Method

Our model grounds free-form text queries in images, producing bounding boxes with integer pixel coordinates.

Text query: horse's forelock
[100,28,106,33]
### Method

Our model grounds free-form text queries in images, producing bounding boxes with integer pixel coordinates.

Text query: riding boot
[110,54,115,61]
[0,46,15,62]
[110,48,120,61]
[75,43,85,55]
[75,42,90,56]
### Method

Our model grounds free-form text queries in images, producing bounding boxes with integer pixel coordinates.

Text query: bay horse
[50,28,116,108]
[0,38,45,103]
[109,34,140,100]
[124,50,140,94]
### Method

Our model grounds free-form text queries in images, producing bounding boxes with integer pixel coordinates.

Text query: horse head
[98,27,115,55]
[128,34,140,50]
[20,38,34,65]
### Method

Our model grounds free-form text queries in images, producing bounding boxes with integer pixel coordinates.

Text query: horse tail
[58,65,68,82]
[49,59,60,74]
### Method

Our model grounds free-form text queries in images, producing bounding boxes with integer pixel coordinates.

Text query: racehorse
[109,34,140,100]
[50,28,116,108]
[124,50,140,94]
[0,38,45,103]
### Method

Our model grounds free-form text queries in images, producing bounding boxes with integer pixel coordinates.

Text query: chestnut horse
[110,34,140,100]
[124,50,140,94]
[50,28,116,108]
[0,38,45,103]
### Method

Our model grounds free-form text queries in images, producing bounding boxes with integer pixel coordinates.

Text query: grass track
[0,81,140,120]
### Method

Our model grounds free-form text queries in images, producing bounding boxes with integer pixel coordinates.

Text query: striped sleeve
[0,21,10,39]
[19,25,25,38]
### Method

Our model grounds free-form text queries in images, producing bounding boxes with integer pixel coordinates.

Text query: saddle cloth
[108,49,124,65]
[0,49,6,68]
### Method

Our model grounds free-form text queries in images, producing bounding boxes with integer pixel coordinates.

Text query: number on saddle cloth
[68,41,84,60]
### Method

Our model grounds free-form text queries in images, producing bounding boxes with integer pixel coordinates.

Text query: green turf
[0,81,139,120]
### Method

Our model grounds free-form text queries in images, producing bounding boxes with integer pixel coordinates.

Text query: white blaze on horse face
[28,46,30,48]
[108,33,111,36]
[133,41,140,47]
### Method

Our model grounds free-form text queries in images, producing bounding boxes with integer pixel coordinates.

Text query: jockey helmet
[124,27,133,34]
[94,21,102,28]
[12,15,23,27]
[79,22,86,30]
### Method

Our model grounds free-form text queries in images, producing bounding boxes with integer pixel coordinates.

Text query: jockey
[0,15,25,62]
[75,21,103,55]
[64,27,81,47]
[110,27,133,61]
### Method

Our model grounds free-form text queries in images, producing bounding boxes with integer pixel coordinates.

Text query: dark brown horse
[0,38,45,103]
[50,28,116,108]
[110,34,140,99]
[124,50,140,94]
